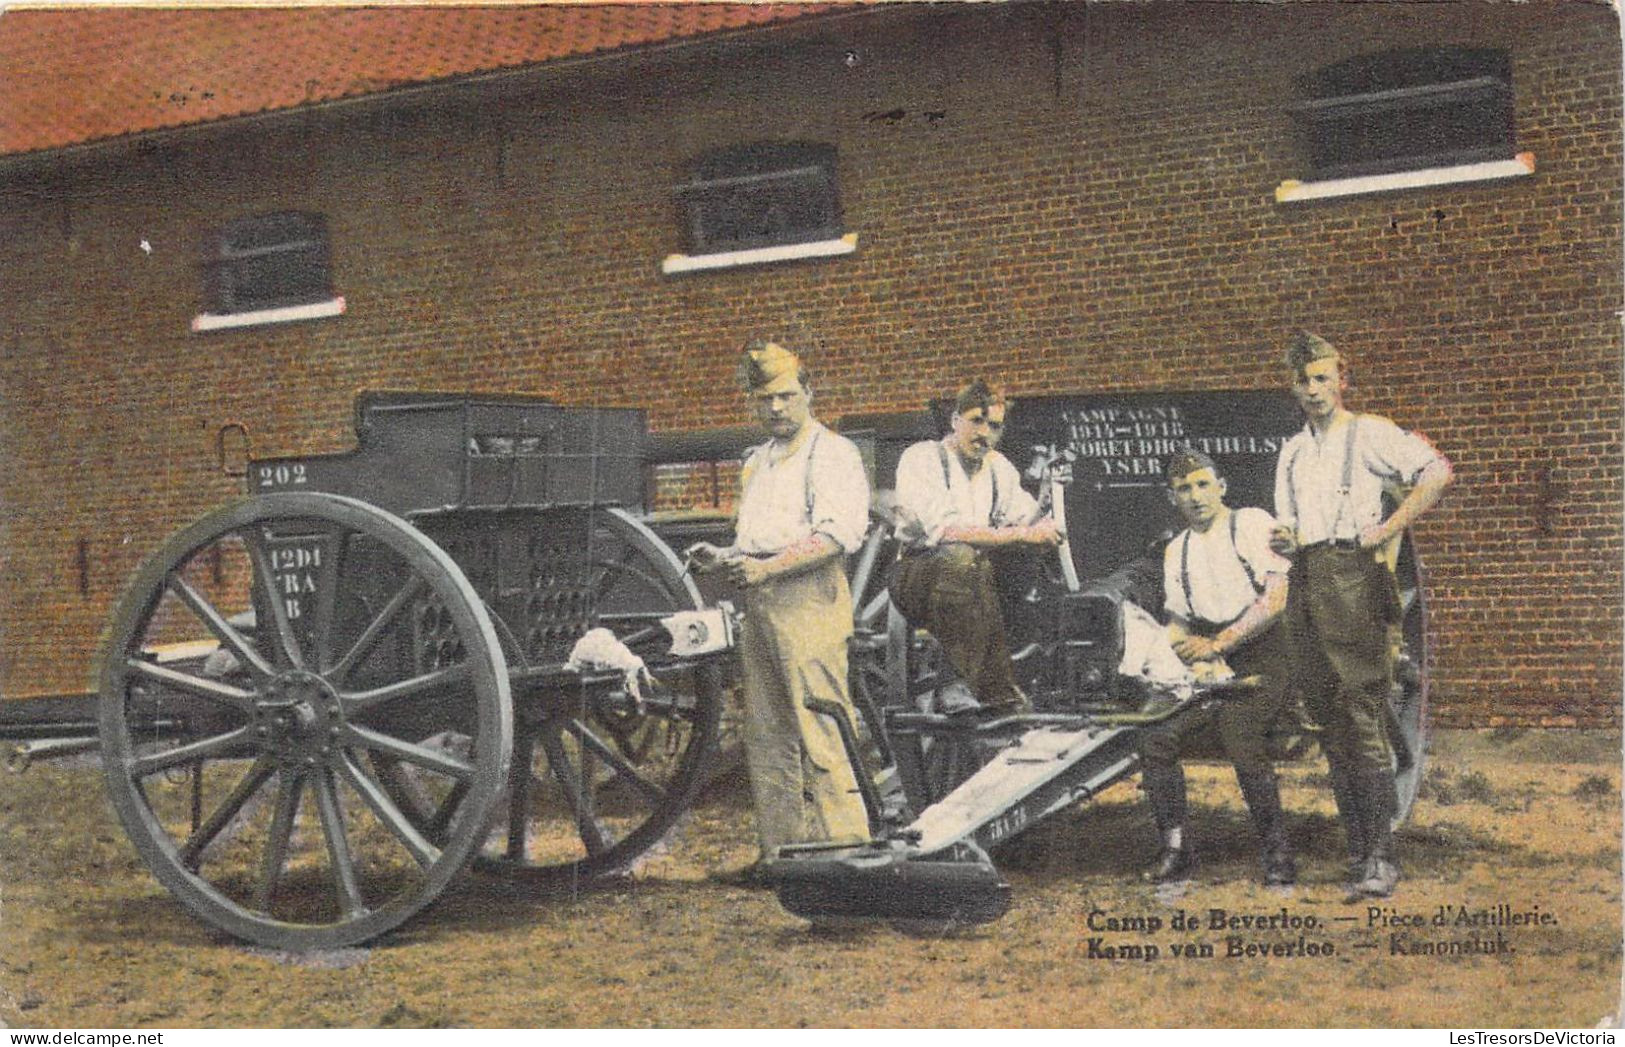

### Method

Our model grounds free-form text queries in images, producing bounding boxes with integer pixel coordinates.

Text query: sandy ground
[0,727,1618,1029]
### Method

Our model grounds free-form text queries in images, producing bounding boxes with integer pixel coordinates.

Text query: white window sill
[661,233,857,275]
[1275,152,1534,203]
[191,296,346,332]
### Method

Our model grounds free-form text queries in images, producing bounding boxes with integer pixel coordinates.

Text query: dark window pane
[677,142,842,254]
[1293,49,1514,180]
[205,212,332,313]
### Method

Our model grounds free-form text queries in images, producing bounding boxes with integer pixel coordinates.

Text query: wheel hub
[254,670,342,765]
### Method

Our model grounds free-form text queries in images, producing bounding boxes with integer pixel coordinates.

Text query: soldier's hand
[728,555,771,588]
[1357,522,1389,549]
[685,542,721,569]
[1269,524,1299,556]
[1025,518,1066,547]
[1173,634,1221,663]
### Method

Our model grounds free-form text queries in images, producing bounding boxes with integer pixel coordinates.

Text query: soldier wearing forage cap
[889,380,1063,717]
[687,338,871,884]
[1138,448,1297,885]
[1270,331,1452,900]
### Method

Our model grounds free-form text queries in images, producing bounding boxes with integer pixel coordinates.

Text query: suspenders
[936,441,1000,524]
[742,428,823,520]
[804,429,821,518]
[1284,414,1362,539]
[1178,510,1264,626]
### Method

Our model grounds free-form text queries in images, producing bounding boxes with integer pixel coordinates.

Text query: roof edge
[0,2,896,167]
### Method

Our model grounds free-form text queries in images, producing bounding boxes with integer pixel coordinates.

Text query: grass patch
[377,1001,456,1028]
[1572,775,1617,804]
[1420,767,1498,806]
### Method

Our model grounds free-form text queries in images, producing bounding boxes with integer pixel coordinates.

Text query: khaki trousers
[887,543,1023,707]
[1286,545,1399,776]
[738,559,870,858]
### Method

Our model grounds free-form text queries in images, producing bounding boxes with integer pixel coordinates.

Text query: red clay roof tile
[0,4,837,156]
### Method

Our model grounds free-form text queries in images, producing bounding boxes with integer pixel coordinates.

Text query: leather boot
[1140,754,1192,883]
[1144,844,1195,883]
[1236,767,1296,886]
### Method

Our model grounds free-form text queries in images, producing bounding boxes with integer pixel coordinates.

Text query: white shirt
[1163,507,1290,627]
[734,420,870,556]
[893,438,1040,548]
[1274,412,1444,545]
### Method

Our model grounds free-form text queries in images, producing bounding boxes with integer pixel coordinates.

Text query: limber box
[248,390,647,515]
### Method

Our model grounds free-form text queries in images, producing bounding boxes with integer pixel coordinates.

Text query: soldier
[889,380,1063,716]
[1139,449,1296,885]
[1270,331,1453,900]
[688,339,872,885]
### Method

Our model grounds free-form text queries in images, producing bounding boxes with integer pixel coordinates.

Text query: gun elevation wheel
[99,493,511,950]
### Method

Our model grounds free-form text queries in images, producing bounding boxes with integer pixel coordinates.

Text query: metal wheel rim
[1391,532,1430,827]
[98,492,512,949]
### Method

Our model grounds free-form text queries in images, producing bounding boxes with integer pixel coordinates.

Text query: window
[673,142,843,257]
[202,211,333,316]
[1291,48,1515,182]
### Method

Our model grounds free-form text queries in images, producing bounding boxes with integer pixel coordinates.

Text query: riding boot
[1140,755,1193,882]
[1356,768,1401,898]
[1236,766,1296,885]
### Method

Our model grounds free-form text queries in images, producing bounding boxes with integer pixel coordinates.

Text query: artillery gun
[6,388,1431,946]
[95,392,733,949]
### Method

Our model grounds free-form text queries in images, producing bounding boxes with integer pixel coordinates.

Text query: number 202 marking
[257,463,307,488]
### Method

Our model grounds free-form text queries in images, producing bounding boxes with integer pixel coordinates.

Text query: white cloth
[892,438,1040,548]
[1163,507,1290,627]
[1118,600,1200,698]
[1273,412,1443,545]
[734,420,870,556]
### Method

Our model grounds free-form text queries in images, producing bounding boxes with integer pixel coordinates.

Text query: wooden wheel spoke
[179,756,277,870]
[130,725,254,778]
[329,576,425,683]
[313,769,367,920]
[342,664,469,716]
[538,727,609,857]
[254,770,304,913]
[167,574,275,679]
[123,658,256,715]
[427,780,471,839]
[297,527,345,678]
[585,537,622,598]
[245,531,305,671]
[592,558,672,604]
[568,719,667,806]
[347,724,476,782]
[335,753,440,869]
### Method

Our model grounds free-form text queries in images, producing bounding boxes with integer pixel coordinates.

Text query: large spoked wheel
[457,508,724,886]
[99,493,512,950]
[1389,532,1430,827]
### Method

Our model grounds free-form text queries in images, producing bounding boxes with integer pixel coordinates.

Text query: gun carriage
[19,389,1430,947]
[96,393,732,950]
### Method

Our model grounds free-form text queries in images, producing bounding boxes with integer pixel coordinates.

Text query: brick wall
[0,2,1618,725]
